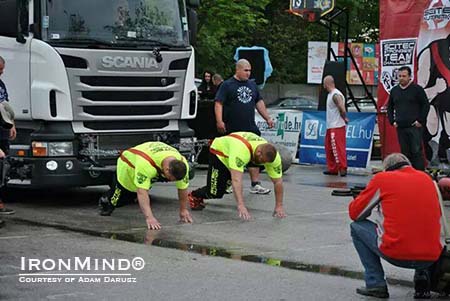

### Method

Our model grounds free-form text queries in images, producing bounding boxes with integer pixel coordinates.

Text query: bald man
[323,75,349,176]
[214,59,274,194]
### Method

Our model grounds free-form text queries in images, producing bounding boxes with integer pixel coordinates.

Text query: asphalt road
[0,222,413,300]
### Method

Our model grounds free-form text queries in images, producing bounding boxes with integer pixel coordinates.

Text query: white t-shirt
[326,88,346,129]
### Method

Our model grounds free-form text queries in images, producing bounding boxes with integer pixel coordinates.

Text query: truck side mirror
[0,0,19,38]
[187,8,198,46]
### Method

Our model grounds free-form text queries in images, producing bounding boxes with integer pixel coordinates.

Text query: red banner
[378,0,450,162]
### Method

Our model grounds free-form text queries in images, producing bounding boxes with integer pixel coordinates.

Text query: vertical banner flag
[379,0,450,162]
[299,112,376,168]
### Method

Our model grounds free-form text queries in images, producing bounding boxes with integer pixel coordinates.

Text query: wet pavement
[2,162,449,289]
[1,222,415,300]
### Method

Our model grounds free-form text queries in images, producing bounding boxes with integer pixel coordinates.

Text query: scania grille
[83,120,169,131]
[80,76,175,87]
[83,105,171,116]
[81,91,174,102]
[58,48,191,128]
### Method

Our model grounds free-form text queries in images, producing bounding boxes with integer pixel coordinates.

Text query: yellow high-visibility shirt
[210,132,282,179]
[117,142,189,192]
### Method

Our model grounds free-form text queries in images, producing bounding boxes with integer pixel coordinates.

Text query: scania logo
[101,56,159,69]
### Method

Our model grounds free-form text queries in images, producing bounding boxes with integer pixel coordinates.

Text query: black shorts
[106,177,136,208]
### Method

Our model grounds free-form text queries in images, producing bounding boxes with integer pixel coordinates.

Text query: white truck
[0,0,199,188]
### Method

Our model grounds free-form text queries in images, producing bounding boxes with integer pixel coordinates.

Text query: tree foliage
[195,0,379,83]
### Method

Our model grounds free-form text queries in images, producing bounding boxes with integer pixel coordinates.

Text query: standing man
[214,59,274,194]
[0,56,16,215]
[323,75,349,176]
[387,66,429,170]
[212,73,224,91]
[348,153,442,298]
[99,141,193,230]
[188,132,286,220]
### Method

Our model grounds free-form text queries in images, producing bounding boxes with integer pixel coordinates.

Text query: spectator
[212,73,224,91]
[188,131,286,220]
[0,56,16,216]
[214,59,274,194]
[323,75,349,177]
[99,141,193,230]
[198,70,216,100]
[349,153,443,299]
[387,66,430,170]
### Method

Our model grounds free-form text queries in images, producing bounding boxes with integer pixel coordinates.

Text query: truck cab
[0,0,199,188]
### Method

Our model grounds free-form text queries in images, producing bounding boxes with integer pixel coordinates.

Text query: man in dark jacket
[349,153,443,298]
[387,66,430,170]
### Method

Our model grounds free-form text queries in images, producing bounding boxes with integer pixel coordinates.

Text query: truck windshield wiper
[115,37,182,48]
[50,38,114,47]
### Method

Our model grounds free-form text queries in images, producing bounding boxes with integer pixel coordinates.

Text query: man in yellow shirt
[188,132,287,220]
[99,142,193,230]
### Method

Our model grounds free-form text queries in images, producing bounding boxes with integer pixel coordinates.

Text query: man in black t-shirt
[214,59,274,194]
[387,66,430,170]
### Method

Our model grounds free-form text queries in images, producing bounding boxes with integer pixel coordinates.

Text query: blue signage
[299,111,376,168]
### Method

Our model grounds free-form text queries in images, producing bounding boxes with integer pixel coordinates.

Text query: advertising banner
[255,111,303,161]
[299,112,376,168]
[379,0,450,162]
[307,41,379,85]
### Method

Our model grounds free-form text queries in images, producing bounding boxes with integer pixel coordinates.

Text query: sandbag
[274,144,293,173]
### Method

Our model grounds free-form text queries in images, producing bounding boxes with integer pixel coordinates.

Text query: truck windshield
[44,0,189,47]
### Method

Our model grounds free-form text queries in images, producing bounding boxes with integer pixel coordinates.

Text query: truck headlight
[32,142,74,157]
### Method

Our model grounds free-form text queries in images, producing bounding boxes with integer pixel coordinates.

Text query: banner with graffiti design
[378,0,450,164]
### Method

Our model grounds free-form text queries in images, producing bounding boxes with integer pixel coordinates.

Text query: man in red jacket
[349,153,443,299]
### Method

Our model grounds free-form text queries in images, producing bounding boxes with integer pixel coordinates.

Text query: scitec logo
[304,119,319,140]
[101,56,159,70]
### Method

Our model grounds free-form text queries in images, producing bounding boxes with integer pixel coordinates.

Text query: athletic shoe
[249,184,271,194]
[356,286,389,298]
[188,192,205,210]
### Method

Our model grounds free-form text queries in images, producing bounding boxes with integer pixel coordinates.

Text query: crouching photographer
[348,153,443,299]
[0,101,16,227]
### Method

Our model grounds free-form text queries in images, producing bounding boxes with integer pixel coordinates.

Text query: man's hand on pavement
[237,204,251,220]
[146,216,162,230]
[179,209,193,224]
[273,206,287,218]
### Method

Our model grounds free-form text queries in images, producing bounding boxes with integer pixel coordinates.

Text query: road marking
[46,292,95,300]
[0,235,29,239]
[0,233,65,240]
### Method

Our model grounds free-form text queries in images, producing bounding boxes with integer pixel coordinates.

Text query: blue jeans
[350,220,434,288]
